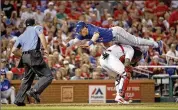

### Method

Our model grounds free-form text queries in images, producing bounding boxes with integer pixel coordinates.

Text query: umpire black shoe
[26,89,40,103]
[14,101,26,106]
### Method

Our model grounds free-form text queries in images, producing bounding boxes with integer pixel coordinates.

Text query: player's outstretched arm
[66,38,80,47]
[88,32,99,46]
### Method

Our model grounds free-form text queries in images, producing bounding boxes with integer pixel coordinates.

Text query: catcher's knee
[124,66,132,79]
[122,71,131,80]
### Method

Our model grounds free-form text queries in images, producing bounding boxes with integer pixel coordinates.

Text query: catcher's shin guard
[118,72,131,97]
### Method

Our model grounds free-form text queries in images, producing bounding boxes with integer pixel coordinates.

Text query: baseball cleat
[115,95,129,104]
[26,88,40,103]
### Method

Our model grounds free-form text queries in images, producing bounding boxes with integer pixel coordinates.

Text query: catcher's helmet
[76,21,86,33]
[133,46,142,59]
[25,18,35,27]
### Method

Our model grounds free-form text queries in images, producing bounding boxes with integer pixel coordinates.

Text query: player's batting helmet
[76,21,86,33]
[25,18,35,27]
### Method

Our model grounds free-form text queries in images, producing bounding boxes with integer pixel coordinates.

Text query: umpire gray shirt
[14,26,43,52]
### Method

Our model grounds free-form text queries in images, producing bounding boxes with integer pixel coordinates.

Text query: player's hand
[125,66,133,73]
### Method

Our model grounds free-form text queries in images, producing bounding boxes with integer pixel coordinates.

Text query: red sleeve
[148,62,154,71]
[169,12,175,26]
[11,68,18,74]
[145,1,149,8]
[165,5,169,11]
[113,10,119,19]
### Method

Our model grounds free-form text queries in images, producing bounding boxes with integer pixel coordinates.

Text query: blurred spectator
[92,71,101,80]
[63,60,75,77]
[34,6,44,25]
[70,51,76,65]
[1,23,16,41]
[47,54,56,77]
[144,0,158,20]
[171,1,178,10]
[60,67,69,80]
[70,68,84,80]
[97,1,111,16]
[55,69,63,80]
[21,0,27,7]
[81,64,90,79]
[0,59,9,73]
[167,26,177,46]
[169,7,178,27]
[154,1,169,18]
[0,69,15,104]
[166,43,178,63]
[102,17,115,28]
[113,2,127,20]
[44,2,56,20]
[45,31,55,48]
[52,50,62,68]
[56,5,67,20]
[1,0,15,18]
[94,66,105,79]
[90,13,101,26]
[21,4,35,22]
[165,59,177,76]
[149,55,163,74]
[89,4,101,22]
[127,2,141,20]
[89,50,97,68]
[10,11,21,28]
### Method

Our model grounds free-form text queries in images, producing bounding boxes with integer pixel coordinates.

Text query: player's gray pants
[1,87,15,104]
[111,26,158,50]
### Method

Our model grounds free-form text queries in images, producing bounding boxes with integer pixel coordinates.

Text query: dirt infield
[2,103,178,110]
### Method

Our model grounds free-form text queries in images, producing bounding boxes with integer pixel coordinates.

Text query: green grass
[1,103,178,110]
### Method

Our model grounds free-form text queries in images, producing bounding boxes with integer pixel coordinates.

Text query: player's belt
[22,49,40,54]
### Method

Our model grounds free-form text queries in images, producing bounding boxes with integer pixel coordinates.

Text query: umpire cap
[25,18,35,27]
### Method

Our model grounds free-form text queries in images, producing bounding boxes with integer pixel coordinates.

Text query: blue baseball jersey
[13,25,43,52]
[76,24,113,43]
[0,79,11,91]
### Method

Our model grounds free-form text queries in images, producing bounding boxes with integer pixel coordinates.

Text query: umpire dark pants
[15,50,53,103]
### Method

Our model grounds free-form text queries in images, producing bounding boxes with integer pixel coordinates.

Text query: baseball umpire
[12,18,53,106]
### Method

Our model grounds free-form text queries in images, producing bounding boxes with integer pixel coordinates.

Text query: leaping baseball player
[66,21,163,54]
[99,43,142,104]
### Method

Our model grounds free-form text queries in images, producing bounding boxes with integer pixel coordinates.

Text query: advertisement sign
[107,83,141,100]
[61,86,73,102]
[89,85,106,103]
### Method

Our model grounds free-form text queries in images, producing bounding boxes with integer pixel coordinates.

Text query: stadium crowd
[1,0,178,82]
